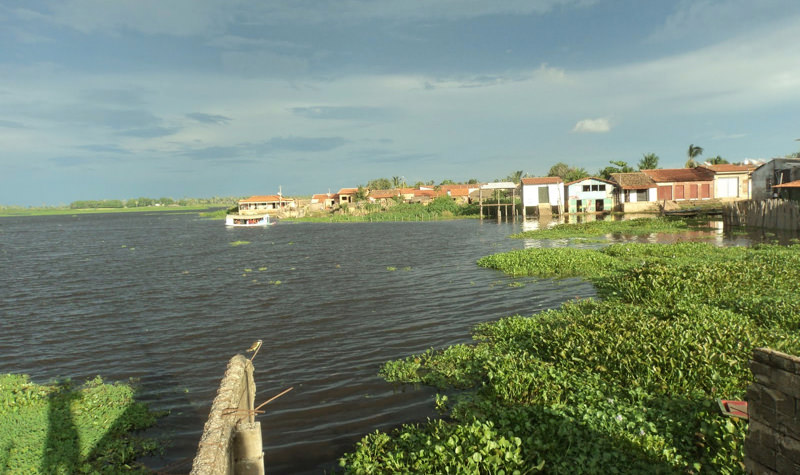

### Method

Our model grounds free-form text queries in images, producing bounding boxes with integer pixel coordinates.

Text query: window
[582,185,590,192]
[636,190,648,201]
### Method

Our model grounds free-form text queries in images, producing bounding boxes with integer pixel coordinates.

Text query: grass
[0,374,165,473]
[339,219,800,474]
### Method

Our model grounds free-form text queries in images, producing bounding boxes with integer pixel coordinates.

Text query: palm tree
[704,155,729,165]
[506,170,525,183]
[685,144,703,168]
[638,153,659,170]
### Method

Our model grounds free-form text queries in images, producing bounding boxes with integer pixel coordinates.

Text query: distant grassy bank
[0,205,224,218]
[0,374,164,473]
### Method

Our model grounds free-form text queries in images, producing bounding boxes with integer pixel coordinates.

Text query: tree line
[69,196,238,209]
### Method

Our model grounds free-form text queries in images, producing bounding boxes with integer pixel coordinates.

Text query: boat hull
[225,214,274,227]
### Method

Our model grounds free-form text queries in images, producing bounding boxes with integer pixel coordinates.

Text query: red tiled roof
[772,180,800,188]
[337,188,358,195]
[312,193,334,201]
[610,172,656,190]
[369,189,399,199]
[701,164,755,173]
[240,195,294,203]
[521,177,562,185]
[641,168,714,183]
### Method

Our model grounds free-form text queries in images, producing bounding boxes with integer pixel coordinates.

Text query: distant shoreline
[0,205,225,218]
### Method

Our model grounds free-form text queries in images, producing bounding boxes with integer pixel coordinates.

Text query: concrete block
[750,421,779,451]
[780,435,800,465]
[745,437,777,471]
[775,453,800,475]
[744,457,778,475]
[750,360,774,386]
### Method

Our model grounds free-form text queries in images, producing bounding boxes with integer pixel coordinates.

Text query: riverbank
[339,219,800,473]
[0,374,164,473]
[0,205,224,218]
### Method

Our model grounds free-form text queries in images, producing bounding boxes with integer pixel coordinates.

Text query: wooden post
[479,188,483,220]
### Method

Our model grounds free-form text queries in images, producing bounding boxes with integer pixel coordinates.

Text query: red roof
[312,193,335,201]
[337,188,358,195]
[610,172,656,190]
[240,195,294,203]
[641,168,714,183]
[369,189,399,199]
[772,180,800,188]
[701,164,755,173]
[521,177,562,185]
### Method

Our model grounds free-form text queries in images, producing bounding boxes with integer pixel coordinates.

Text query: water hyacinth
[341,221,800,473]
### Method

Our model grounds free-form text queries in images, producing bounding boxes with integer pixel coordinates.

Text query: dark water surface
[1,213,598,473]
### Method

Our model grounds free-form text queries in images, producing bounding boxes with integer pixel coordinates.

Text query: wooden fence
[722,199,800,231]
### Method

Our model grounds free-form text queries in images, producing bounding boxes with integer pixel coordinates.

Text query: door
[595,199,604,212]
[538,186,550,204]
[658,186,672,200]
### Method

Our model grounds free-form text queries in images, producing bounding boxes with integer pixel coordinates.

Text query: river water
[0,212,758,473]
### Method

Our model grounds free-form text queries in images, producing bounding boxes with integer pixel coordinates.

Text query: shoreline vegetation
[339,218,800,473]
[0,374,165,473]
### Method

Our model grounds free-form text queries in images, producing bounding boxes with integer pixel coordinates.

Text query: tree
[354,186,368,202]
[704,155,729,165]
[439,179,456,185]
[367,178,392,190]
[686,144,703,168]
[547,162,589,183]
[505,170,525,183]
[467,178,478,184]
[638,153,659,170]
[391,176,406,188]
[598,160,634,180]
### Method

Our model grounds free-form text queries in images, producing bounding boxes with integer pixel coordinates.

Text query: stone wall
[191,354,263,475]
[723,199,800,231]
[745,348,800,474]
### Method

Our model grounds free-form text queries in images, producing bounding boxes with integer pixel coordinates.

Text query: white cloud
[572,118,612,133]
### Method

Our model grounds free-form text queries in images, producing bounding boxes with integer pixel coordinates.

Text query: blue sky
[2,0,799,206]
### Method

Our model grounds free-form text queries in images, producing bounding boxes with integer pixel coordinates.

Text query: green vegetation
[0,374,164,473]
[0,205,222,218]
[340,224,800,473]
[291,197,480,223]
[510,217,710,240]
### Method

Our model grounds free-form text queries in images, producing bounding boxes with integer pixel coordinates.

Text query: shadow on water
[41,381,80,474]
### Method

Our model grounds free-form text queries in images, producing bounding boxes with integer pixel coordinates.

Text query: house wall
[521,183,564,216]
[621,201,659,213]
[566,180,614,213]
[655,181,712,201]
[714,174,750,200]
[751,159,800,200]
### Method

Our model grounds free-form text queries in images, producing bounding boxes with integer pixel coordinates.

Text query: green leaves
[341,237,800,473]
[0,375,164,473]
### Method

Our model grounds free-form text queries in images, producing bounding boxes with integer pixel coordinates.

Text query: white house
[521,177,564,217]
[565,177,616,213]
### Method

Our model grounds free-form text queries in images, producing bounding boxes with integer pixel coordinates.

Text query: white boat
[225,214,274,227]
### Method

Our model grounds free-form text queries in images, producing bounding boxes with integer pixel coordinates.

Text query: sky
[2,0,800,206]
